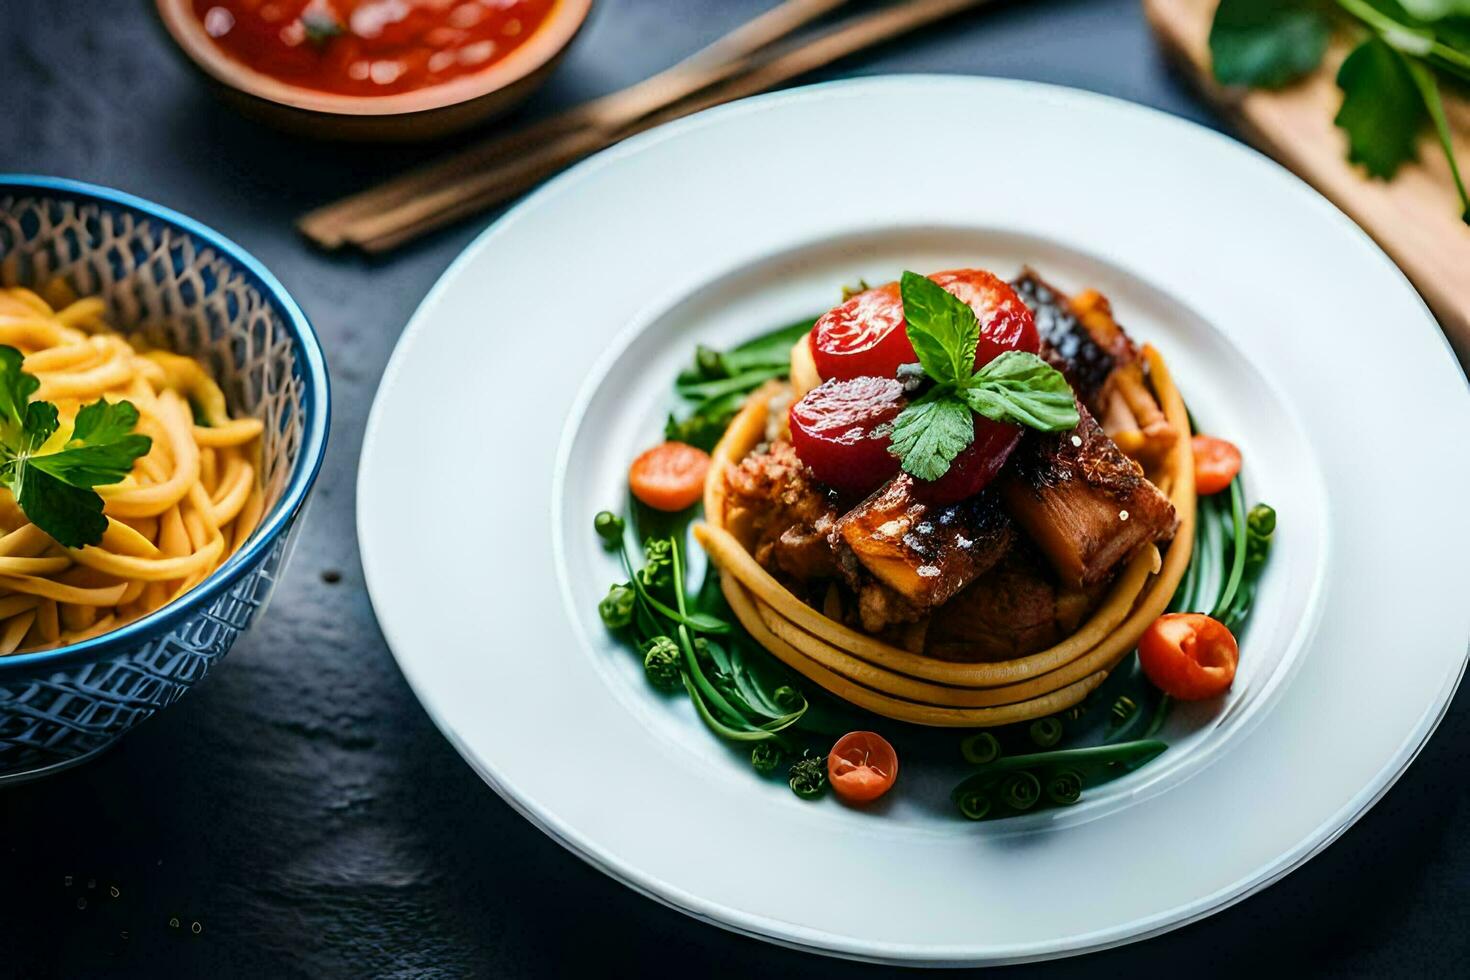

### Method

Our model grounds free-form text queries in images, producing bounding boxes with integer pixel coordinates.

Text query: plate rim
[358,74,1470,965]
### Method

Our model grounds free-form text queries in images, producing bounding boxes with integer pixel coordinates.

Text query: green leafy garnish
[885,272,1077,482]
[1335,36,1425,179]
[1208,0,1331,88]
[1211,0,1470,224]
[665,316,817,452]
[1404,55,1470,221]
[898,272,981,386]
[959,351,1080,430]
[0,345,151,548]
[887,393,974,482]
[788,751,828,800]
[1398,0,1470,18]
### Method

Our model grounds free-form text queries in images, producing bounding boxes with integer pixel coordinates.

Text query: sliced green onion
[960,731,1001,765]
[999,771,1041,810]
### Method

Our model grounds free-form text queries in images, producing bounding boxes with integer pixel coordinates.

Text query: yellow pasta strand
[99,392,200,517]
[0,611,36,655]
[0,595,41,619]
[194,418,264,448]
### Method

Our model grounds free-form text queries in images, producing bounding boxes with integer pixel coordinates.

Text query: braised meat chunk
[925,543,1100,663]
[999,401,1176,588]
[834,475,1012,611]
[1013,268,1176,463]
[723,440,840,583]
[1013,267,1114,407]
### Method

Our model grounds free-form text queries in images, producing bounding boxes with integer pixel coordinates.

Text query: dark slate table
[1,1,1465,975]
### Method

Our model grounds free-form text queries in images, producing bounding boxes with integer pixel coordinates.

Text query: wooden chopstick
[299,0,850,248]
[349,0,1000,253]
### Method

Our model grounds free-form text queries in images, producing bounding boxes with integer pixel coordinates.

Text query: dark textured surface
[0,1,1465,976]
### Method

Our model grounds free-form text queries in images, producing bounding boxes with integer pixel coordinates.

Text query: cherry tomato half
[1192,435,1242,496]
[628,441,711,512]
[789,376,905,495]
[928,268,1039,367]
[914,415,1022,504]
[809,282,911,381]
[827,730,899,803]
[809,270,1039,382]
[1137,613,1239,700]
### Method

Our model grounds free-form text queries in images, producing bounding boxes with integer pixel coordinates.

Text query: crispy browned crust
[834,475,1012,612]
[1014,268,1116,408]
[999,401,1177,588]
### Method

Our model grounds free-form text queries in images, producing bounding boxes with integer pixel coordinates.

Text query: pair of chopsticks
[299,0,999,254]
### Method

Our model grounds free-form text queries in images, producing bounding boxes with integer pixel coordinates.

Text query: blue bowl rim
[0,175,331,675]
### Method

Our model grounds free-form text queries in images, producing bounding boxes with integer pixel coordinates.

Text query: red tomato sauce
[192,0,559,96]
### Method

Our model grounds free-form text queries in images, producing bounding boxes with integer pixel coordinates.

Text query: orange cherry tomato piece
[1137,613,1239,701]
[1192,435,1242,495]
[629,441,711,512]
[827,731,899,803]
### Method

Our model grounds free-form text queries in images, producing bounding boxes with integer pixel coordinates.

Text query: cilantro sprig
[1209,0,1470,224]
[886,273,1077,482]
[0,346,152,549]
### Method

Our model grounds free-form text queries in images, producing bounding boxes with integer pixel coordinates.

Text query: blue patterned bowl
[0,176,329,783]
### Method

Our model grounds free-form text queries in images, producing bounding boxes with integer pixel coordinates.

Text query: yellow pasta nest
[0,286,266,654]
[694,346,1196,727]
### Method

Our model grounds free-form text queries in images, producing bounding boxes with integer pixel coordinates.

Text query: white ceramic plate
[358,77,1470,965]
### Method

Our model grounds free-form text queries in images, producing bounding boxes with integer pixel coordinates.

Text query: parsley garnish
[1209,0,1470,224]
[0,346,152,548]
[886,273,1077,482]
[1208,0,1331,89]
[1335,35,1425,180]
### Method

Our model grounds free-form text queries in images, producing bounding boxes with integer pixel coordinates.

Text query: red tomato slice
[1192,435,1242,496]
[1137,613,1239,700]
[788,377,905,495]
[808,282,911,381]
[809,270,1039,382]
[927,268,1040,367]
[827,731,899,803]
[914,416,1021,504]
[628,441,710,512]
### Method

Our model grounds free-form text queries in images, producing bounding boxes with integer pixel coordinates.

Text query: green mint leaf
[13,464,107,549]
[887,392,975,481]
[1403,55,1470,223]
[30,399,151,488]
[899,271,979,387]
[959,351,1080,432]
[1209,0,1330,88]
[1335,36,1425,179]
[0,345,39,431]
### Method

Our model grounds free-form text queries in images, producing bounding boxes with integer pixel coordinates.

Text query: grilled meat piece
[834,475,1013,613]
[1013,268,1177,463]
[723,441,841,582]
[1013,268,1114,408]
[999,401,1176,588]
[925,543,1100,662]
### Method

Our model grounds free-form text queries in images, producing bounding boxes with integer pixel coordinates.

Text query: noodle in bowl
[0,176,328,782]
[0,287,267,653]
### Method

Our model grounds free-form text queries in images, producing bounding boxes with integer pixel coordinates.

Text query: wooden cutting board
[1145,0,1470,365]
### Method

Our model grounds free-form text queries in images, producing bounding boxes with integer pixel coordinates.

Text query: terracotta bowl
[155,0,593,141]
